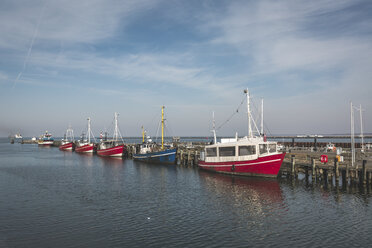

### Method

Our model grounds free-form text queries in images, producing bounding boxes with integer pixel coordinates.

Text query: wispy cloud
[0,0,161,49]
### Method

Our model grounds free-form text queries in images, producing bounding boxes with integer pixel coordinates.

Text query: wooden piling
[291,155,296,177]
[194,151,198,167]
[362,160,367,185]
[187,151,191,166]
[312,158,316,180]
[334,158,339,182]
[180,150,183,165]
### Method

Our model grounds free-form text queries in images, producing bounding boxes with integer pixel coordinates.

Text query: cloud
[0,72,8,81]
[0,0,160,50]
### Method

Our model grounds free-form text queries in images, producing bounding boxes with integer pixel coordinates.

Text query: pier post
[194,151,198,166]
[362,160,367,185]
[291,138,295,148]
[314,137,317,151]
[291,155,296,177]
[312,158,316,181]
[334,158,339,183]
[187,150,191,166]
[180,150,183,166]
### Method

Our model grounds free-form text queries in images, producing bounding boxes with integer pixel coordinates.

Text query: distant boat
[59,125,75,151]
[133,106,177,164]
[14,133,23,139]
[97,113,126,157]
[38,131,54,146]
[198,89,285,178]
[75,118,95,153]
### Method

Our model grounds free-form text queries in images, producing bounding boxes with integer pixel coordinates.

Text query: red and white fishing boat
[75,118,95,153]
[59,125,75,151]
[198,89,285,178]
[97,112,126,157]
[38,131,54,146]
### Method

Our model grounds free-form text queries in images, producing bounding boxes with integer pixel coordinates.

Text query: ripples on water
[0,141,371,248]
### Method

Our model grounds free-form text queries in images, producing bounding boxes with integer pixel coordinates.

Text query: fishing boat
[59,125,75,151]
[14,133,23,139]
[97,112,126,157]
[133,106,177,164]
[38,131,54,146]
[75,118,95,153]
[198,89,285,178]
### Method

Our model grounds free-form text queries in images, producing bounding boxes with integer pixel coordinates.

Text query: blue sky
[0,0,371,137]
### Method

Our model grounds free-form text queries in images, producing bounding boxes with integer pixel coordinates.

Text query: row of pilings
[280,155,372,188]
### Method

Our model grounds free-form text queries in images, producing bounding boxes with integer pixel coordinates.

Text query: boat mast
[142,126,145,143]
[244,89,253,139]
[350,102,355,167]
[212,111,217,144]
[87,117,91,144]
[360,104,364,152]
[67,124,74,141]
[113,112,119,142]
[261,98,264,136]
[161,106,164,150]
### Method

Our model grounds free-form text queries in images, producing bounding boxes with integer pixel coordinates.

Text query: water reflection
[199,171,284,218]
[77,153,94,167]
[97,156,124,167]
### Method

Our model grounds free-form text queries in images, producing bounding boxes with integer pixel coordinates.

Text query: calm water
[1,140,372,248]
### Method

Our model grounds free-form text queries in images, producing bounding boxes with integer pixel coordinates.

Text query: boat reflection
[98,156,124,167]
[199,171,284,217]
[78,152,94,167]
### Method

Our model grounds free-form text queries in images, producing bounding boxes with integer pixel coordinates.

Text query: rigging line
[216,94,246,131]
[155,119,161,143]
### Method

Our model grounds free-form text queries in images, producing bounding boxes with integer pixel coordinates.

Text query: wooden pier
[13,138,372,187]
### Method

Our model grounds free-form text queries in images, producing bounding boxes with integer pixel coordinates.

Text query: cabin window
[259,144,268,154]
[219,146,235,157]
[269,144,276,153]
[239,146,256,156]
[206,148,217,157]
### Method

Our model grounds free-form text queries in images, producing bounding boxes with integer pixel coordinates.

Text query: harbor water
[0,139,372,247]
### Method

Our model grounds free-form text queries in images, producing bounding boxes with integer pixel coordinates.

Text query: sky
[0,0,371,138]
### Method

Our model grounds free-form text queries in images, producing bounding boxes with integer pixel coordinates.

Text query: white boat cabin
[201,137,280,163]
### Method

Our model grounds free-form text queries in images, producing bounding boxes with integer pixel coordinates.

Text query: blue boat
[133,148,177,164]
[133,106,177,164]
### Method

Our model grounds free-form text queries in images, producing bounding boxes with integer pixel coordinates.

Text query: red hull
[59,142,74,151]
[75,144,94,153]
[97,145,125,157]
[198,153,286,177]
